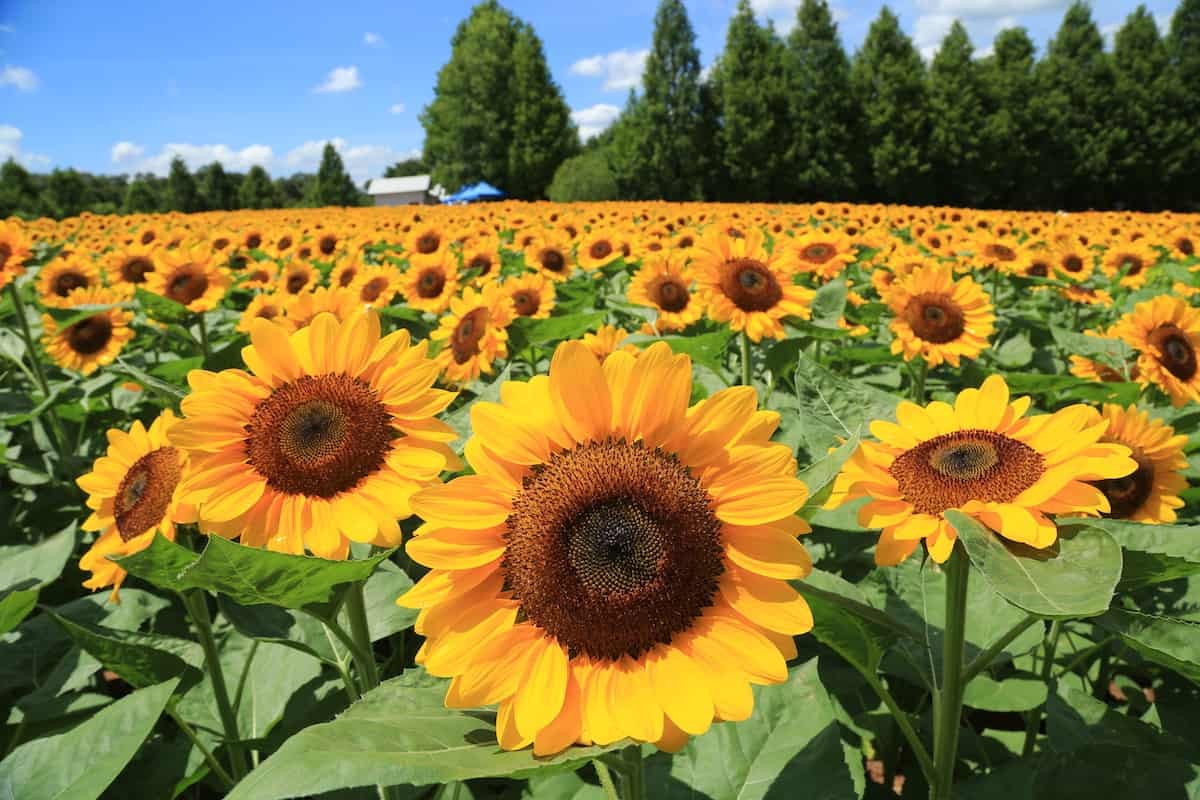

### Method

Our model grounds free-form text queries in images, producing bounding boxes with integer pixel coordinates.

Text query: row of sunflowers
[0,202,1198,800]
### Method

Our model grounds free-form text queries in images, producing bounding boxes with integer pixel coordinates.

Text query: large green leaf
[220,599,339,664]
[794,570,914,675]
[50,612,203,689]
[644,659,864,799]
[0,589,38,636]
[515,311,606,345]
[809,277,848,327]
[962,676,1047,712]
[1049,328,1135,374]
[1083,519,1200,589]
[115,533,393,609]
[949,512,1122,619]
[626,329,734,376]
[797,435,861,510]
[1095,608,1200,686]
[225,671,626,799]
[0,522,76,592]
[136,287,190,324]
[0,678,179,800]
[791,352,900,456]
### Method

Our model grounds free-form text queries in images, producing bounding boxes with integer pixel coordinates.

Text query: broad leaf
[962,676,1047,712]
[515,311,606,345]
[1084,519,1200,590]
[1049,328,1135,374]
[0,588,38,635]
[795,569,920,675]
[809,277,848,327]
[1095,608,1200,686]
[50,612,203,689]
[136,287,190,324]
[115,533,393,609]
[0,522,76,592]
[626,329,733,376]
[0,678,179,800]
[791,352,900,457]
[949,513,1122,619]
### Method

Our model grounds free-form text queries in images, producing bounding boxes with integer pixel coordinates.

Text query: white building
[366,175,437,206]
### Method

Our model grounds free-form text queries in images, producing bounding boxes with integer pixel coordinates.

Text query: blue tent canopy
[443,181,505,204]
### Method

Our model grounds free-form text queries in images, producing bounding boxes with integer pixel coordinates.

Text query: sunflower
[1085,404,1188,523]
[692,228,813,342]
[313,229,342,260]
[332,258,363,289]
[1166,226,1196,262]
[460,236,501,286]
[887,262,995,368]
[402,257,459,313]
[1051,241,1094,282]
[1068,355,1136,383]
[1060,285,1113,307]
[501,273,555,320]
[405,223,448,266]
[278,260,320,296]
[576,228,622,271]
[1111,296,1200,407]
[399,341,813,755]
[284,285,364,329]
[41,286,135,375]
[581,324,638,360]
[1102,240,1158,288]
[238,293,294,333]
[146,244,231,312]
[240,227,265,251]
[431,283,514,385]
[0,219,33,291]
[239,260,279,290]
[524,231,576,283]
[76,410,197,601]
[349,263,404,308]
[628,255,704,332]
[790,230,856,280]
[37,256,102,308]
[268,228,299,260]
[971,233,1027,274]
[826,375,1136,565]
[170,311,455,558]
[106,242,159,288]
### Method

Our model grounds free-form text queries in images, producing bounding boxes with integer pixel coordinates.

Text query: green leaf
[515,311,606,345]
[1095,609,1200,686]
[0,678,179,800]
[0,522,76,592]
[341,560,416,643]
[225,671,627,799]
[791,352,900,456]
[115,533,393,609]
[962,676,1047,712]
[1050,328,1135,374]
[798,435,861,511]
[644,659,864,799]
[442,364,511,453]
[220,599,339,664]
[0,588,38,636]
[148,355,204,383]
[1084,518,1200,589]
[49,612,203,689]
[949,512,1122,619]
[136,287,191,324]
[810,277,848,327]
[994,333,1034,369]
[113,356,187,401]
[625,329,733,375]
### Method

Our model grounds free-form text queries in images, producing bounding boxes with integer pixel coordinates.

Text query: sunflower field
[1,203,1199,800]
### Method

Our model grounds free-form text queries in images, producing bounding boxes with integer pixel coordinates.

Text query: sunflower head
[887,263,995,368]
[402,257,458,313]
[38,256,101,308]
[146,244,231,312]
[628,255,704,332]
[431,283,514,385]
[1088,404,1188,523]
[523,232,576,282]
[401,341,812,755]
[0,220,33,291]
[501,272,555,320]
[1112,296,1200,407]
[41,285,136,375]
[349,264,404,308]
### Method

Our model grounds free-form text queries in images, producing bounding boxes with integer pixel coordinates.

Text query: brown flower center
[801,243,835,264]
[1028,261,1049,278]
[213,237,231,251]
[468,254,493,276]
[277,236,293,252]
[903,293,966,344]
[319,235,337,256]
[985,243,1016,262]
[504,439,723,661]
[141,230,156,245]
[166,267,209,305]
[589,240,613,261]
[114,448,182,541]
[1093,448,1154,519]
[1061,255,1084,273]
[244,374,393,498]
[338,267,357,287]
[1119,254,1145,276]
[1150,324,1197,381]
[1176,237,1194,257]
[720,259,783,312]
[653,277,689,313]
[286,272,309,294]
[451,307,489,365]
[121,257,154,283]
[416,268,445,298]
[360,277,390,302]
[512,290,539,316]
[0,243,10,269]
[889,430,1045,515]
[415,232,440,255]
[66,315,114,355]
[53,271,89,297]
[245,233,262,250]
[539,248,566,273]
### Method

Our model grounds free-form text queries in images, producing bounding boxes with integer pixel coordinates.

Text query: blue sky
[0,0,1181,186]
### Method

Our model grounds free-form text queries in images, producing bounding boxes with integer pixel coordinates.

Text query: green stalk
[862,673,935,786]
[1022,620,1063,757]
[962,614,1039,685]
[7,283,68,461]
[167,708,235,789]
[621,745,646,800]
[183,591,248,780]
[594,759,621,800]
[345,580,380,691]
[197,312,211,359]
[740,331,752,389]
[911,358,928,404]
[932,545,970,800]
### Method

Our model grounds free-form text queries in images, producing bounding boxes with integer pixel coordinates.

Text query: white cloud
[916,0,1066,17]
[110,141,145,163]
[364,32,383,47]
[313,65,362,94]
[284,138,420,184]
[1101,21,1120,47]
[914,14,956,60]
[0,65,38,92]
[129,143,275,176]
[569,49,649,91]
[571,103,621,141]
[389,103,406,114]
[0,125,49,167]
[0,24,14,34]
[750,0,800,32]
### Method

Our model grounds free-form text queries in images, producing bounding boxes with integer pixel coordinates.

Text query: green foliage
[927,22,987,206]
[506,24,579,199]
[383,157,429,178]
[547,151,619,202]
[310,144,362,207]
[237,164,278,210]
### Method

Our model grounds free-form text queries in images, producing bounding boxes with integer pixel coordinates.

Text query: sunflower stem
[862,672,935,786]
[621,745,646,800]
[911,358,928,404]
[196,311,211,360]
[6,282,68,463]
[345,580,381,693]
[932,544,969,800]
[740,331,752,389]
[594,759,621,800]
[962,614,1039,685]
[1022,619,1062,757]
[183,590,249,781]
[167,707,235,789]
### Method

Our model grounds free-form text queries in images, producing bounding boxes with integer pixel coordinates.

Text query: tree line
[1,143,367,219]
[429,0,1200,211]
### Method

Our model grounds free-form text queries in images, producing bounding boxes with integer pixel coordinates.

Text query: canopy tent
[443,181,505,205]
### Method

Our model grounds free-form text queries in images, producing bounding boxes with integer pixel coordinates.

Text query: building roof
[367,175,431,195]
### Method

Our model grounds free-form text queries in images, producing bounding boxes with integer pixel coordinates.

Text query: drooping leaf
[0,678,179,800]
[949,512,1122,619]
[1084,519,1200,590]
[626,329,734,376]
[962,676,1047,712]
[791,352,900,456]
[809,277,849,327]
[1095,608,1200,686]
[515,311,607,345]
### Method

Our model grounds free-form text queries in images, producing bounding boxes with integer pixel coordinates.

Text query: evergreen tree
[1032,2,1119,209]
[713,2,788,201]
[926,21,986,206]
[312,144,360,206]
[596,91,649,199]
[164,157,199,213]
[422,0,520,192]
[633,0,705,200]
[275,174,314,208]
[384,157,430,177]
[0,159,41,218]
[1165,0,1200,209]
[44,169,91,218]
[238,165,278,209]
[123,175,160,214]
[1112,7,1173,210]
[978,27,1038,207]
[850,7,930,202]
[197,161,237,211]
[785,0,859,201]
[547,151,620,201]
[506,23,580,198]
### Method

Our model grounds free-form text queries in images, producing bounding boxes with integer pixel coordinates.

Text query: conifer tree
[785,0,859,201]
[1165,0,1200,209]
[850,7,930,202]
[978,27,1037,207]
[1113,6,1172,210]
[197,161,236,211]
[506,23,580,198]
[123,176,159,214]
[312,143,359,206]
[926,22,986,206]
[238,165,278,210]
[165,157,199,213]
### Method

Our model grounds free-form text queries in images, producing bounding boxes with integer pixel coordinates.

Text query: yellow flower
[501,272,556,319]
[76,410,196,601]
[170,311,455,558]
[284,285,363,329]
[0,220,33,291]
[350,263,405,308]
[238,292,293,334]
[401,257,458,313]
[628,255,704,332]
[1111,295,1200,407]
[37,256,102,308]
[1101,240,1158,288]
[1087,404,1187,523]
[146,243,231,312]
[524,230,576,282]
[431,283,514,385]
[887,262,995,367]
[827,375,1137,565]
[105,242,159,288]
[405,223,449,267]
[400,341,813,755]
[576,227,622,271]
[790,230,857,280]
[41,286,135,375]
[580,324,638,360]
[277,260,320,296]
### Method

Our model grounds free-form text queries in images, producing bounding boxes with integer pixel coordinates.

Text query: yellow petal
[550,341,612,445]
[514,637,569,740]
[647,645,713,736]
